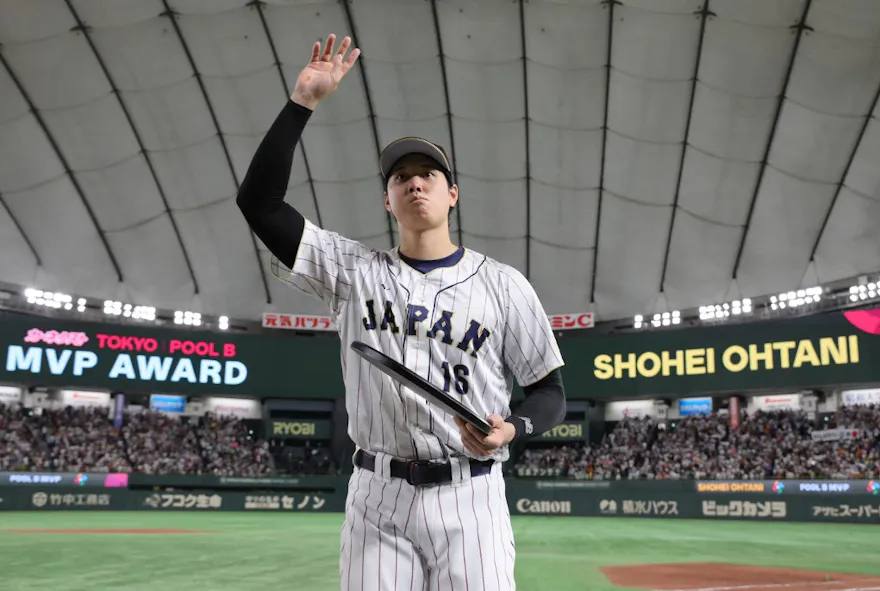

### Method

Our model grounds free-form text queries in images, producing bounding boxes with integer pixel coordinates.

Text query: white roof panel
[0,0,878,324]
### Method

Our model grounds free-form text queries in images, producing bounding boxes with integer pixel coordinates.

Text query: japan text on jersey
[273,219,564,463]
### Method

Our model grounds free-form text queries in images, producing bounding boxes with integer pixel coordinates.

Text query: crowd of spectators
[4,400,878,480]
[0,402,274,476]
[514,405,880,480]
[122,410,205,474]
[193,412,273,476]
[269,440,337,476]
[0,404,130,472]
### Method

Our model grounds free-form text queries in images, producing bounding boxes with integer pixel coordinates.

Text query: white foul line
[659,582,880,591]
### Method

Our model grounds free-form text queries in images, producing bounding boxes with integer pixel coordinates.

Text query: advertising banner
[840,388,880,406]
[748,394,801,413]
[126,473,341,490]
[0,312,345,398]
[4,307,880,400]
[693,479,879,495]
[14,489,127,511]
[605,400,656,421]
[130,489,345,513]
[262,312,595,332]
[811,428,860,442]
[60,389,111,408]
[150,394,187,414]
[3,479,878,524]
[562,307,880,399]
[0,385,21,405]
[262,313,335,331]
[549,313,594,330]
[2,472,129,488]
[0,487,346,513]
[678,397,712,416]
[505,479,880,524]
[539,422,588,442]
[204,396,261,419]
[269,419,334,440]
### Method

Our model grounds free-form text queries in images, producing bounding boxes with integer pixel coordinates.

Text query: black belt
[354,449,495,486]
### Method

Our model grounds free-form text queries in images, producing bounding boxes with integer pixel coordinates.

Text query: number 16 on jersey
[441,361,469,395]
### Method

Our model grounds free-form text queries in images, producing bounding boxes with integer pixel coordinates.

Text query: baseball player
[238,34,567,591]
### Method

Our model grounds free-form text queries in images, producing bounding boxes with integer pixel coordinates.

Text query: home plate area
[600,563,880,591]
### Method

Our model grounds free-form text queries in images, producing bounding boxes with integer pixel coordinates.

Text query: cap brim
[379,138,451,178]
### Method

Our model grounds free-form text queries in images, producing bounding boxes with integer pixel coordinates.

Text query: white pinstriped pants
[339,454,516,591]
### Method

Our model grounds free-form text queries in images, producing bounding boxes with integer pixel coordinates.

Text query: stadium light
[700,299,750,321]
[656,311,681,327]
[77,298,86,313]
[849,282,878,303]
[219,315,229,330]
[634,311,677,329]
[772,287,821,310]
[105,301,155,321]
[132,306,156,321]
[26,288,72,310]
[175,310,201,327]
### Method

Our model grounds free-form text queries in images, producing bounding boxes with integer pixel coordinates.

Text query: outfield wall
[504,480,880,524]
[1,476,878,525]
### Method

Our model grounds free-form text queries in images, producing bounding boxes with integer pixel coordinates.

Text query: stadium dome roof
[1,0,878,324]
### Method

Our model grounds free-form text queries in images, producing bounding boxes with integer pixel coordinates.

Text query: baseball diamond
[1,513,879,591]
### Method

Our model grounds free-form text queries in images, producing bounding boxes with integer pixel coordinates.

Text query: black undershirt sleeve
[505,368,567,440]
[236,100,314,269]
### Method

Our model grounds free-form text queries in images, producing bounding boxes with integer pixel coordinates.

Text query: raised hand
[291,33,361,110]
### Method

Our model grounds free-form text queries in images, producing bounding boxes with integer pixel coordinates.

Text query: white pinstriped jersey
[274,219,564,463]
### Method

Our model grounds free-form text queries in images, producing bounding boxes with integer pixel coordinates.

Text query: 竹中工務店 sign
[558,308,880,398]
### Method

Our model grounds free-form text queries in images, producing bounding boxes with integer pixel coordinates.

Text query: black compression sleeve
[505,368,566,439]
[236,100,313,269]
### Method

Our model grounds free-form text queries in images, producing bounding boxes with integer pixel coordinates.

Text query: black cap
[379,137,453,181]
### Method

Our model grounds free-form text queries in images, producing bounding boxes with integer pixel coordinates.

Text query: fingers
[486,414,504,428]
[460,428,489,457]
[344,47,361,67]
[454,417,499,458]
[321,33,355,62]
[336,35,351,59]
[321,33,336,61]
[314,33,360,72]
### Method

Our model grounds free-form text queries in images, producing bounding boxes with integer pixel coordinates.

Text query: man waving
[237,33,567,591]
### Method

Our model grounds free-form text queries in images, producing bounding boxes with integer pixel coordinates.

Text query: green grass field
[1,512,878,591]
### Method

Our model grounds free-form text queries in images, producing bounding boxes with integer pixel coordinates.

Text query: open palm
[291,33,360,109]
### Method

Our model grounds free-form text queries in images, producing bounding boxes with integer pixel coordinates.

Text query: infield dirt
[601,562,880,591]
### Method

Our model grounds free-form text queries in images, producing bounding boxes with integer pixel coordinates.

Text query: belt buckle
[406,460,434,486]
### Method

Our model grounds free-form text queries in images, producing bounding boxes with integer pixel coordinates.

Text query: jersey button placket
[413,283,428,352]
